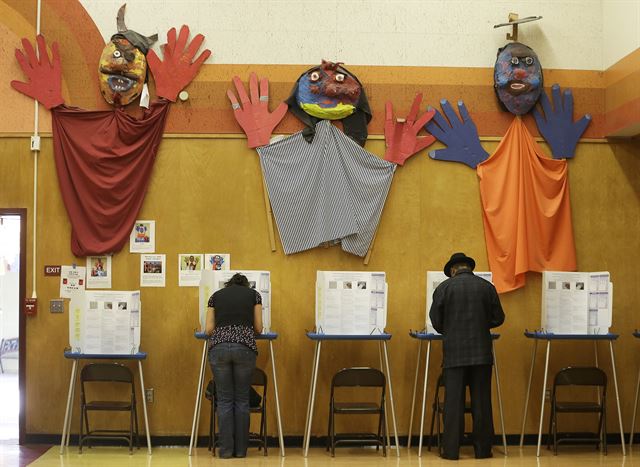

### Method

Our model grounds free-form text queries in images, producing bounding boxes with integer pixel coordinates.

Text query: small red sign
[44,265,61,276]
[24,297,37,316]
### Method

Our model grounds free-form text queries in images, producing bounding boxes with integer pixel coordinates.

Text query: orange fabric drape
[477,117,577,293]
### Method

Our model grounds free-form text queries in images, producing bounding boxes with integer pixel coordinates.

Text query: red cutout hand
[147,25,211,102]
[384,93,436,165]
[11,35,64,109]
[227,73,288,149]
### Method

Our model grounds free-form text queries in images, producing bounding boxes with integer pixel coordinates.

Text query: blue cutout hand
[425,100,489,169]
[533,84,592,159]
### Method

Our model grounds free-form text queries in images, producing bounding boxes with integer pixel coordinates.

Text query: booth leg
[493,341,507,456]
[407,340,422,449]
[382,341,400,456]
[609,341,626,455]
[630,364,640,447]
[188,341,208,455]
[269,341,285,457]
[418,341,432,457]
[303,342,321,457]
[520,339,537,447]
[60,359,78,455]
[536,341,551,457]
[138,361,152,454]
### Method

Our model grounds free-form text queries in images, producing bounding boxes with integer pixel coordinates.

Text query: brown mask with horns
[98,4,157,106]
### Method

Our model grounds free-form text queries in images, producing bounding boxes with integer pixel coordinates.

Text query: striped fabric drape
[258,121,396,257]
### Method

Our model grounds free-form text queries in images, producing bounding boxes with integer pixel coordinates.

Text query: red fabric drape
[51,100,170,256]
[477,117,577,293]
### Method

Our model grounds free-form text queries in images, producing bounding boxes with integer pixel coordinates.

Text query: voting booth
[68,290,141,354]
[425,271,493,333]
[315,271,387,334]
[199,270,272,332]
[541,271,612,334]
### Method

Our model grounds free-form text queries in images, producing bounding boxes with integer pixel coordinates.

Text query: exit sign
[44,265,61,276]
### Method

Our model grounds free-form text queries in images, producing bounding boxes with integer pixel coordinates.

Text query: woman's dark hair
[224,273,250,288]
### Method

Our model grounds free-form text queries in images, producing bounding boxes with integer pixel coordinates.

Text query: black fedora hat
[444,252,476,277]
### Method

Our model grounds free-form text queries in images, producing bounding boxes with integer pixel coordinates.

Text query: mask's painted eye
[335,73,345,82]
[113,50,122,59]
[309,71,320,82]
[510,57,519,65]
[524,56,534,66]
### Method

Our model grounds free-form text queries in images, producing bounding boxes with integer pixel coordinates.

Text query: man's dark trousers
[442,364,494,459]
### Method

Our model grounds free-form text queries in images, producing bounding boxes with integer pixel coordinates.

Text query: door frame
[0,208,27,444]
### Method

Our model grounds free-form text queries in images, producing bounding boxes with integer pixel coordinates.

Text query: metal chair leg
[427,401,437,451]
[129,400,134,454]
[382,408,387,457]
[326,403,331,452]
[211,401,217,457]
[603,401,608,455]
[78,404,84,454]
[134,402,140,449]
[377,406,383,452]
[332,409,338,455]
[263,404,268,456]
[547,403,553,450]
[207,398,213,451]
[553,403,558,456]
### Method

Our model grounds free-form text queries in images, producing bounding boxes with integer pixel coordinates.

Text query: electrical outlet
[50,299,64,313]
[545,388,551,401]
[145,388,154,403]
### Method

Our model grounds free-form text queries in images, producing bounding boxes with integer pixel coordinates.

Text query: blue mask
[494,42,543,115]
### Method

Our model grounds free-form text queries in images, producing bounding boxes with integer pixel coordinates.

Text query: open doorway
[0,210,26,445]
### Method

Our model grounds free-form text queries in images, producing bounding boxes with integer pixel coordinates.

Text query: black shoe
[440,453,459,460]
[475,452,493,459]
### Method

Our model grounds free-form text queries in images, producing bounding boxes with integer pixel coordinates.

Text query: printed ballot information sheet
[542,271,612,335]
[316,271,387,335]
[69,290,141,354]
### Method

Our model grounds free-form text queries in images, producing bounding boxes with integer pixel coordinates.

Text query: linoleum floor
[22,445,640,466]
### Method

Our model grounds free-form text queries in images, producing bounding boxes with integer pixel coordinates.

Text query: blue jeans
[209,343,257,458]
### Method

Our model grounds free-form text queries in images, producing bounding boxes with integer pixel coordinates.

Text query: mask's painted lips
[107,75,134,92]
[507,80,532,95]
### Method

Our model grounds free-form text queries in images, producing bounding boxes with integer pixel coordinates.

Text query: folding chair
[548,366,607,455]
[208,368,268,456]
[0,337,18,374]
[427,373,472,453]
[328,367,386,457]
[78,363,139,454]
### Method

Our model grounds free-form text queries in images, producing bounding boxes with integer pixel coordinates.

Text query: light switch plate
[50,299,64,313]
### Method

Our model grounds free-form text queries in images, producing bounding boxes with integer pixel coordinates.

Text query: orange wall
[1,134,639,438]
[604,48,640,136]
[0,0,611,138]
[2,0,640,441]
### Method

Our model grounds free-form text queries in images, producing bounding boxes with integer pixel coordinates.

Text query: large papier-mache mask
[285,60,372,146]
[494,42,543,115]
[98,4,157,106]
[295,60,362,120]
